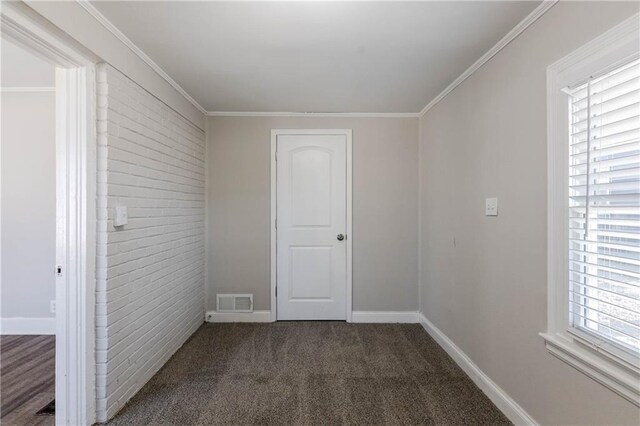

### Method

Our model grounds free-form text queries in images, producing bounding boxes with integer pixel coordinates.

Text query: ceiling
[91,1,540,114]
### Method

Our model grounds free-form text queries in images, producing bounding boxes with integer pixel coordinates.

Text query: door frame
[270,129,353,322]
[1,3,97,425]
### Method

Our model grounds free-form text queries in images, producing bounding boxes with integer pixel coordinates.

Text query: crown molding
[74,0,557,120]
[419,0,558,117]
[207,1,557,118]
[1,86,55,92]
[74,0,207,115]
[206,111,420,118]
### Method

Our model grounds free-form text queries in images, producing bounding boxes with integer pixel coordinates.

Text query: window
[567,58,640,359]
[544,15,639,406]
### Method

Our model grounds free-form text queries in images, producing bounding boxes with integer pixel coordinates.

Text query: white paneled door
[276,132,349,320]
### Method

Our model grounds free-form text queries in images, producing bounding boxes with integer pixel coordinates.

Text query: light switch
[114,206,128,227]
[485,198,498,216]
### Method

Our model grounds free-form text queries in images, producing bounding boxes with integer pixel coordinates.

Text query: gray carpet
[108,322,511,425]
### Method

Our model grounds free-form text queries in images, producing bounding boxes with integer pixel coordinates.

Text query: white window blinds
[568,58,640,357]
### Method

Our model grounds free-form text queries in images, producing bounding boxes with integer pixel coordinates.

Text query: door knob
[337,234,345,241]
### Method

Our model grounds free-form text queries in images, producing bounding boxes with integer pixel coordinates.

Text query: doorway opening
[1,3,96,425]
[1,36,57,425]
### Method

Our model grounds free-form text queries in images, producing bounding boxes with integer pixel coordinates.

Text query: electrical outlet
[50,300,56,314]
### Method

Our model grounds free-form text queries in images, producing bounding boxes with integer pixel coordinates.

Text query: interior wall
[3,2,207,419]
[418,2,639,425]
[95,64,206,421]
[206,116,419,313]
[0,38,55,87]
[23,0,204,130]
[1,38,57,323]
[1,91,56,320]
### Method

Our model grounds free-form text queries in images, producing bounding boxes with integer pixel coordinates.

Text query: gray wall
[1,39,55,87]
[24,0,204,129]
[418,2,640,425]
[207,116,419,312]
[1,38,56,321]
[1,91,56,319]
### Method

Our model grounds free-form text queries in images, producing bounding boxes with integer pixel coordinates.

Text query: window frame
[543,13,640,406]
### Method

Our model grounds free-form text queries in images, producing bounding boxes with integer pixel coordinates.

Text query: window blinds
[568,58,640,356]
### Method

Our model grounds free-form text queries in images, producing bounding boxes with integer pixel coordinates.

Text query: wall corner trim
[419,0,558,117]
[74,0,207,115]
[0,317,56,335]
[418,313,538,425]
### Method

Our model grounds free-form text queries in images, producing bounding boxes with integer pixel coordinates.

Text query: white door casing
[271,130,352,321]
[1,3,97,424]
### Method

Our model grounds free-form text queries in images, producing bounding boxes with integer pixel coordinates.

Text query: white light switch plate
[114,206,128,227]
[485,198,498,216]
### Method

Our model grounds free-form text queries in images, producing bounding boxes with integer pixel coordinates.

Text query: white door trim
[270,129,353,322]
[1,3,97,425]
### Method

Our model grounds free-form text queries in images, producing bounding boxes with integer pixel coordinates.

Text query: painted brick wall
[95,64,205,421]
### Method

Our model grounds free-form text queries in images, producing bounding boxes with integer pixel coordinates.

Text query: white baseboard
[205,310,273,323]
[1,317,56,335]
[418,313,537,425]
[352,311,419,323]
[204,310,420,323]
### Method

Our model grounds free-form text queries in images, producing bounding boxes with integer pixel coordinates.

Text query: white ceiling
[91,1,540,114]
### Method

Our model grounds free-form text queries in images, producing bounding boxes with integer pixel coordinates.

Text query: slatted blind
[568,57,640,356]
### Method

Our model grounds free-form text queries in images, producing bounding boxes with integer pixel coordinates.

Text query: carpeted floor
[108,322,511,425]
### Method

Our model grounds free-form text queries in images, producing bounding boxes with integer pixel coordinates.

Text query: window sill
[540,332,640,407]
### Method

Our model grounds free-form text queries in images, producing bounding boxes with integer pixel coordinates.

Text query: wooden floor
[0,335,55,426]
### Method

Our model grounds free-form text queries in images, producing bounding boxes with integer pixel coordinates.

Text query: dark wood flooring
[1,335,55,426]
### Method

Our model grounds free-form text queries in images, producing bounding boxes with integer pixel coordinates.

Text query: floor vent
[217,294,253,313]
